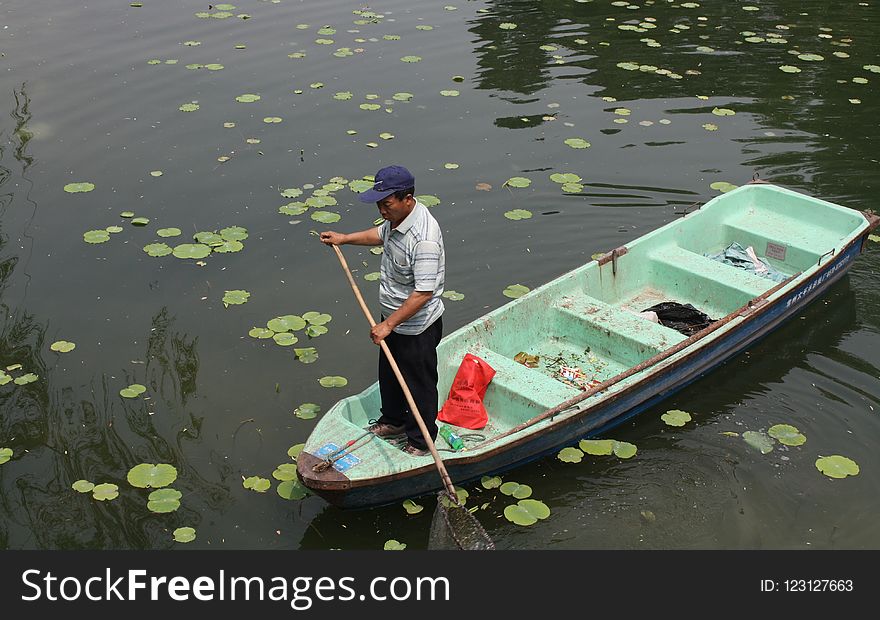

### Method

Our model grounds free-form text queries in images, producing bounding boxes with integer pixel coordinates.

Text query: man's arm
[370,290,432,344]
[320,228,382,246]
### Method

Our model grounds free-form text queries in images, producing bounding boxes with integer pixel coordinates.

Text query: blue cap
[358,165,415,203]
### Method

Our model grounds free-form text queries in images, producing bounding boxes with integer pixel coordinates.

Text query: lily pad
[711,107,735,116]
[779,65,801,73]
[143,243,172,257]
[612,441,637,459]
[213,240,244,253]
[65,182,96,193]
[279,203,308,216]
[194,231,224,245]
[0,448,13,465]
[273,332,298,346]
[768,424,806,447]
[440,89,460,97]
[480,475,502,489]
[710,181,737,193]
[127,463,178,488]
[504,176,531,188]
[742,430,774,454]
[384,539,406,550]
[392,92,414,101]
[815,455,860,479]
[499,481,532,499]
[364,271,381,281]
[172,243,212,259]
[120,383,147,399]
[235,93,261,103]
[287,443,305,460]
[277,479,309,500]
[550,172,582,184]
[157,228,181,238]
[579,439,614,455]
[564,137,591,149]
[272,463,298,481]
[268,315,307,332]
[499,22,517,30]
[558,446,584,463]
[504,209,533,220]
[442,290,464,301]
[294,403,321,419]
[416,195,441,207]
[263,116,283,124]
[220,226,248,241]
[504,499,550,526]
[179,103,199,112]
[72,479,94,493]
[661,409,691,427]
[294,347,319,363]
[223,290,250,306]
[319,376,348,388]
[147,488,182,512]
[304,312,332,325]
[173,527,196,543]
[105,226,124,233]
[131,217,150,226]
[242,476,271,492]
[13,372,38,385]
[84,230,111,244]
[400,55,422,63]
[503,284,530,299]
[249,327,274,339]
[50,340,76,353]
[311,211,341,224]
[403,499,424,514]
[92,483,120,501]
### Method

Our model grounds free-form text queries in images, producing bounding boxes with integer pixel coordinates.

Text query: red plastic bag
[437,353,495,430]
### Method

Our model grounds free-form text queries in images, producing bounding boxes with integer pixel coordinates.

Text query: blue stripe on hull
[334,243,861,509]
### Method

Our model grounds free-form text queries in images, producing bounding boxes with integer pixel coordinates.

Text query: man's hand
[370,321,393,345]
[320,231,346,245]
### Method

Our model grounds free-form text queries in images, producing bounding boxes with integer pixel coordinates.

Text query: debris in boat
[514,351,540,367]
[643,301,714,336]
[705,242,788,282]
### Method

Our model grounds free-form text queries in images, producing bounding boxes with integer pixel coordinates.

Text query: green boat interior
[312,184,868,471]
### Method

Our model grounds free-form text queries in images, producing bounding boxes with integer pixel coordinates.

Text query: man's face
[376,193,415,227]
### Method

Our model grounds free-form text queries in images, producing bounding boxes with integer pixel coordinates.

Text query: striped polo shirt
[376,201,445,335]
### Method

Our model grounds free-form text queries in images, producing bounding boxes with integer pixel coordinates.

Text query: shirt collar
[392,201,424,235]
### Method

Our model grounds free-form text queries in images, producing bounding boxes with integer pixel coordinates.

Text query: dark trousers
[377,317,443,450]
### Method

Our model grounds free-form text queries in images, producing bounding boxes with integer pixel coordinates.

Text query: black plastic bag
[643,301,714,336]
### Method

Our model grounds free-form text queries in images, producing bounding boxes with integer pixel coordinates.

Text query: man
[320,165,445,456]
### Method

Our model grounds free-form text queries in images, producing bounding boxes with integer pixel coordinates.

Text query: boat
[297,182,878,508]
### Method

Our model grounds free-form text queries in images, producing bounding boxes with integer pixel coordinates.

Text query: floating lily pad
[702,123,718,131]
[172,244,212,259]
[481,475,502,489]
[661,409,691,427]
[579,439,614,455]
[147,488,182,511]
[304,312,332,325]
[92,483,119,501]
[334,91,353,100]
[242,476,270,492]
[710,181,737,193]
[798,53,824,62]
[311,211,341,224]
[499,22,517,29]
[268,315,307,332]
[711,107,735,116]
[272,463,298,481]
[319,376,347,388]
[218,226,248,241]
[287,443,305,460]
[294,347,319,363]
[263,116,283,123]
[127,463,178,488]
[150,170,163,177]
[392,92,414,101]
[359,103,381,111]
[564,137,591,149]
[384,539,406,550]
[815,455,859,479]
[143,243,172,257]
[157,228,181,238]
[84,230,111,244]
[442,290,464,301]
[440,89,460,97]
[550,172,582,184]
[504,176,531,188]
[65,182,95,193]
[768,424,806,447]
[504,499,550,526]
[779,65,801,73]
[235,93,261,103]
[120,383,147,398]
[743,430,774,454]
[194,231,224,245]
[179,103,200,112]
[558,447,584,463]
[403,499,424,514]
[400,55,422,63]
[273,332,298,346]
[416,194,441,207]
[214,240,244,253]
[503,284,530,299]
[499,481,532,499]
[173,527,196,543]
[294,403,321,419]
[223,290,250,306]
[13,372,38,385]
[50,340,76,353]
[71,479,94,493]
[562,183,584,193]
[249,327,274,339]
[130,217,149,227]
[612,441,637,459]
[504,209,533,220]
[106,226,124,233]
[0,448,13,465]
[279,203,308,216]
[277,479,309,500]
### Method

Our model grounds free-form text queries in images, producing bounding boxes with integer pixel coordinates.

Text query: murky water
[1,0,878,550]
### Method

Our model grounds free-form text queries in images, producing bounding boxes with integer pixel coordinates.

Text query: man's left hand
[370,321,393,344]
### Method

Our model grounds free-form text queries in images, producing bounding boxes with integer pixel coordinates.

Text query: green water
[1,0,878,550]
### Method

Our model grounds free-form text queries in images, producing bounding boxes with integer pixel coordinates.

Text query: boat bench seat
[461,345,581,417]
[553,293,686,365]
[724,209,841,258]
[649,245,773,301]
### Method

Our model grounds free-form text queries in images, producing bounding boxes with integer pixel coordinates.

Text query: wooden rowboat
[297,182,878,509]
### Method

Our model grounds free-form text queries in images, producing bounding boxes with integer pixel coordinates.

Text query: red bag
[437,353,495,430]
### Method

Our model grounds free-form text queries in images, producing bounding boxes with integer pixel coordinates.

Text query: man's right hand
[320,231,346,245]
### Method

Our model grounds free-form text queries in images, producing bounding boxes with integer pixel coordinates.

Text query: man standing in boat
[320,165,445,457]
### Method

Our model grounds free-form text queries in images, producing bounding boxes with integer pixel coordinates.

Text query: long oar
[330,244,458,500]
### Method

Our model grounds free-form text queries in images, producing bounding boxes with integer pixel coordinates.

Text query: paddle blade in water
[428,491,495,550]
